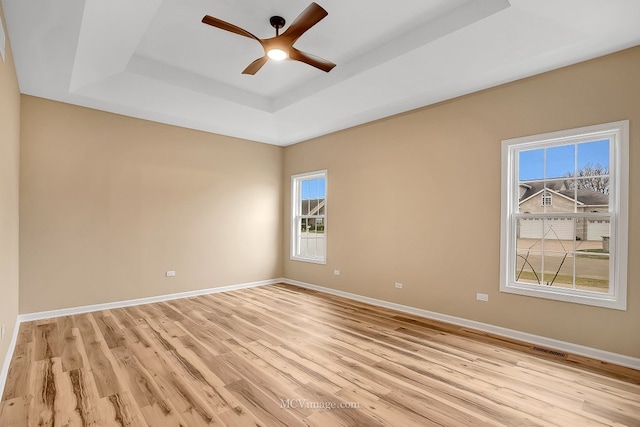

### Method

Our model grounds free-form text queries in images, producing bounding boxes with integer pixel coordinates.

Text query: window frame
[500,121,629,310]
[291,170,328,264]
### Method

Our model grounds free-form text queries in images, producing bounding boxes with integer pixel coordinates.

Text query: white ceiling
[3,0,640,146]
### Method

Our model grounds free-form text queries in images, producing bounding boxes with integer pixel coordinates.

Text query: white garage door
[587,220,610,241]
[519,218,574,240]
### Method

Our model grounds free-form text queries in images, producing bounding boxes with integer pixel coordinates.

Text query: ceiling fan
[201,2,336,75]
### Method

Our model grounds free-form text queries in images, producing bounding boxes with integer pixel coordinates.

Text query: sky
[300,141,609,194]
[519,139,609,181]
[301,177,326,200]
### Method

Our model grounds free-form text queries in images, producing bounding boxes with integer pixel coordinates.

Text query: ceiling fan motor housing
[270,16,286,32]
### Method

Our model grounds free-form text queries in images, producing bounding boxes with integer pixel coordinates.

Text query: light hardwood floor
[1,283,639,426]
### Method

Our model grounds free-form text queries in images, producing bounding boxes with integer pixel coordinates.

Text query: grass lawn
[516,271,609,290]
[576,248,609,260]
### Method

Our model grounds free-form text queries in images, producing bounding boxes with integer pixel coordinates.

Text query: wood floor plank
[225,378,306,427]
[34,323,60,362]
[92,311,128,350]
[76,313,123,398]
[2,283,640,426]
[138,397,188,427]
[110,345,171,412]
[52,364,87,426]
[0,396,31,426]
[217,347,312,420]
[68,368,107,426]
[58,318,85,372]
[1,341,33,401]
[105,390,149,426]
[28,358,59,426]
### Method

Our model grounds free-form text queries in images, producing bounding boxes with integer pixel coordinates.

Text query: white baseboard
[283,278,640,371]
[18,278,282,322]
[0,319,22,401]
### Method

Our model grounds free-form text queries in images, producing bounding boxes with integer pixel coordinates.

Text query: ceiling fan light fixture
[267,48,288,61]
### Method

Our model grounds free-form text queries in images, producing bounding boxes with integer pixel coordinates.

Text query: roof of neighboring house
[519,180,608,206]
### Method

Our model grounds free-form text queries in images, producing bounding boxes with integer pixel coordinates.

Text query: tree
[566,163,609,194]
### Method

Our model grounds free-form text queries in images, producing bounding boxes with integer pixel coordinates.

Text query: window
[291,170,327,264]
[500,121,628,309]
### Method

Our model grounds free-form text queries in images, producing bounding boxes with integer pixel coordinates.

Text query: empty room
[1,0,639,425]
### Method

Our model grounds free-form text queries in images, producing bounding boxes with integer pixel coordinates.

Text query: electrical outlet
[476,293,489,302]
[166,270,176,277]
[394,282,403,289]
[333,269,341,276]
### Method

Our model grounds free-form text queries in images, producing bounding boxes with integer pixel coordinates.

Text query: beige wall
[283,46,640,358]
[11,39,640,359]
[0,4,20,376]
[20,97,283,313]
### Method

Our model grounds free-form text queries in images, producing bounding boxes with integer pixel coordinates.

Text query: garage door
[519,218,574,240]
[587,220,610,241]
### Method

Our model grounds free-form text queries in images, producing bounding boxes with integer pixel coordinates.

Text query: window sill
[290,255,326,265]
[500,282,625,310]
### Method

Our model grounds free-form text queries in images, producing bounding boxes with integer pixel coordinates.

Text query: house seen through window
[501,121,628,309]
[291,170,327,263]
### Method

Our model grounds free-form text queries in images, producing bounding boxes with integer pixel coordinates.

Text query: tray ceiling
[3,0,640,145]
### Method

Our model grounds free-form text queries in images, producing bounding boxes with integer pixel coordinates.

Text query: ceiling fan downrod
[269,16,286,36]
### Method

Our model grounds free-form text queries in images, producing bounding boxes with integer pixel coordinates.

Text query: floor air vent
[531,347,567,358]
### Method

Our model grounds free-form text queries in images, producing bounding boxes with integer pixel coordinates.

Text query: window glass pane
[541,187,553,214]
[577,139,609,173]
[519,148,544,181]
[574,178,609,204]
[575,244,610,294]
[302,178,326,200]
[516,218,542,284]
[518,181,542,213]
[301,180,311,200]
[299,219,325,257]
[309,179,319,199]
[317,178,326,198]
[584,217,611,243]
[543,179,575,213]
[542,249,574,289]
[515,249,542,285]
[301,230,315,257]
[545,144,575,179]
[517,217,542,241]
[542,217,574,242]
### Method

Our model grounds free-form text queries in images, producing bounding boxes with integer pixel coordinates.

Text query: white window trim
[500,121,629,310]
[291,170,327,264]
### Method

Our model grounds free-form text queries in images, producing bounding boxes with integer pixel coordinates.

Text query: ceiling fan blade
[289,48,335,72]
[202,15,260,42]
[242,56,269,75]
[281,3,328,43]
